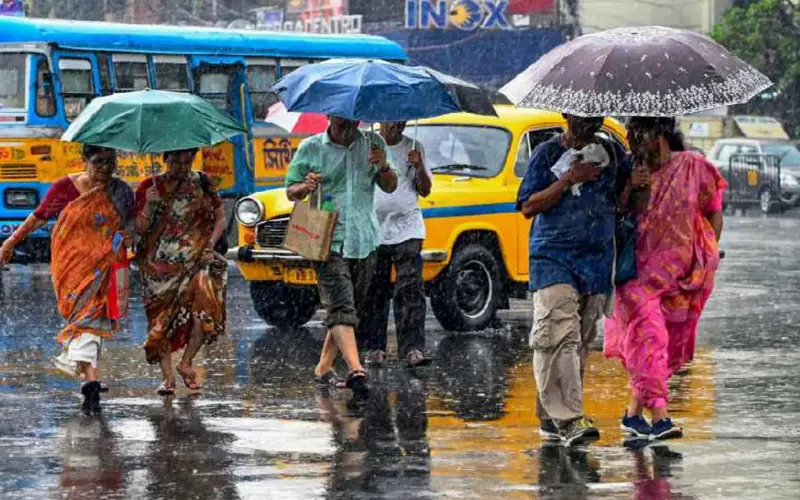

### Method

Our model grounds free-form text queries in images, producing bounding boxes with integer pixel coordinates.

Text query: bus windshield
[0,53,27,114]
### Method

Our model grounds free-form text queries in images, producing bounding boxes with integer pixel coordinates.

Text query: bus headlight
[235,197,263,227]
[4,188,39,209]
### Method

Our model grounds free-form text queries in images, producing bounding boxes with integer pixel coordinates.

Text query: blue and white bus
[0,16,406,261]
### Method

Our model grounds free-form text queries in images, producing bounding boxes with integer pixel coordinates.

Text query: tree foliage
[711,0,800,136]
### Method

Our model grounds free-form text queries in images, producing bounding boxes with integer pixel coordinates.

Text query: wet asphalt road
[1,215,799,500]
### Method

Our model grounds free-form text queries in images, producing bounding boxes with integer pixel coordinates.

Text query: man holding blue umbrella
[286,116,397,402]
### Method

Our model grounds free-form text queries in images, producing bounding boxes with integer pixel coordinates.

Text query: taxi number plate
[285,267,317,285]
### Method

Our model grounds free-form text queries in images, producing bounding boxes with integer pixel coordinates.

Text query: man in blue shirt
[516,115,638,447]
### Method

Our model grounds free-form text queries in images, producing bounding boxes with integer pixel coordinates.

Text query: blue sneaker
[651,418,683,441]
[621,414,652,438]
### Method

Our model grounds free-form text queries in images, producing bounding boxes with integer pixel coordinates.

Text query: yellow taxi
[229,105,628,329]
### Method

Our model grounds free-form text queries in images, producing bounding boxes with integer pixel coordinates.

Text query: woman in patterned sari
[135,148,227,395]
[0,145,133,415]
[604,117,726,441]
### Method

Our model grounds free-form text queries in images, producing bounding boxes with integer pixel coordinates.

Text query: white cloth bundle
[551,143,611,196]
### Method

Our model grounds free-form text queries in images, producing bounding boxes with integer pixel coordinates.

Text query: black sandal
[314,370,346,390]
[346,370,370,399]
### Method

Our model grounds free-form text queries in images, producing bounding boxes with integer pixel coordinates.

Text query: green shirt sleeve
[285,138,313,187]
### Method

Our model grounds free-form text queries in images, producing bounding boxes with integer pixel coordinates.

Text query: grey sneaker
[405,349,431,367]
[365,349,386,367]
[560,417,600,447]
[539,419,560,441]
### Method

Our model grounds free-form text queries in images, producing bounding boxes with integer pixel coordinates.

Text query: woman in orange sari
[134,148,227,395]
[0,145,133,415]
[605,117,726,441]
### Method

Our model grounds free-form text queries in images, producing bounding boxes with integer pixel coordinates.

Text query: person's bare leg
[80,362,97,383]
[330,325,364,374]
[159,350,175,386]
[315,329,340,377]
[179,319,205,373]
[627,390,644,417]
[652,406,669,423]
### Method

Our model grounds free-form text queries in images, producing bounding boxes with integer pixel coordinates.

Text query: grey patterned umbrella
[500,26,773,117]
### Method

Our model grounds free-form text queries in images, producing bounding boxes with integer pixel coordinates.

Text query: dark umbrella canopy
[501,26,773,117]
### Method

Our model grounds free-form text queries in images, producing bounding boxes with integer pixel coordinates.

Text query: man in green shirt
[286,116,397,401]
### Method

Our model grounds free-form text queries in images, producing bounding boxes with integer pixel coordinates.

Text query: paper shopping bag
[283,199,338,262]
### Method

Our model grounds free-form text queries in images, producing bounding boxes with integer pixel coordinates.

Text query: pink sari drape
[604,152,726,409]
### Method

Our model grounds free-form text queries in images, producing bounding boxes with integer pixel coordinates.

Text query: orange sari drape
[51,187,126,346]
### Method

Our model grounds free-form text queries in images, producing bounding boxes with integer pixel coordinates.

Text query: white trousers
[52,333,104,378]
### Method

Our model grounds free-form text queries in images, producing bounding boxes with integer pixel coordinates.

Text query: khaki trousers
[531,284,607,426]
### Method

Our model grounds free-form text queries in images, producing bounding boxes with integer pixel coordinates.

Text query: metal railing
[726,153,781,208]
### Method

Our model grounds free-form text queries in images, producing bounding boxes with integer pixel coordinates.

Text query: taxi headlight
[235,197,263,227]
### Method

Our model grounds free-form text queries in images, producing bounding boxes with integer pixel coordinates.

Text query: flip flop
[156,381,175,396]
[177,366,203,391]
[314,370,346,390]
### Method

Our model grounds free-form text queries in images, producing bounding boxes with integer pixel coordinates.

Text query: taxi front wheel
[250,282,319,329]
[430,243,502,332]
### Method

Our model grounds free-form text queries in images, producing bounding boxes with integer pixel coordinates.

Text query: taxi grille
[256,217,289,248]
[0,164,38,181]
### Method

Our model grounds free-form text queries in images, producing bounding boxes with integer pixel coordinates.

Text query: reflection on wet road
[1,216,799,499]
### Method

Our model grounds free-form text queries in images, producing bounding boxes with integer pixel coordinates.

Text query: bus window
[58,58,94,121]
[97,54,113,95]
[245,60,277,119]
[34,58,56,117]
[279,59,308,78]
[154,56,190,92]
[112,54,149,91]
[0,53,27,119]
[194,65,234,111]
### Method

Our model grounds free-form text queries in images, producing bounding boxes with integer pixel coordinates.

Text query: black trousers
[359,239,426,358]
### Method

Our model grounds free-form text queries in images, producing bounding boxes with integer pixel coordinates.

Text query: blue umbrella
[271,58,496,122]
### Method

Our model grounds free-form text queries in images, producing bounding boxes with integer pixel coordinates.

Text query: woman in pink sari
[605,117,726,441]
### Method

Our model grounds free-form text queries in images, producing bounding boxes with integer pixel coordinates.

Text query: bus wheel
[250,282,319,329]
[430,243,501,332]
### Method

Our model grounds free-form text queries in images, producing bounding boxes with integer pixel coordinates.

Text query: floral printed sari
[604,152,726,409]
[136,171,227,364]
[51,179,132,347]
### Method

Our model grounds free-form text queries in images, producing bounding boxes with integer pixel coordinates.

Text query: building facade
[578,0,736,33]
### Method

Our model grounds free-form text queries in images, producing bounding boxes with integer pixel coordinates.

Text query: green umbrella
[61,89,247,153]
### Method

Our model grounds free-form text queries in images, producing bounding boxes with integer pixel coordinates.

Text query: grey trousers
[531,284,607,426]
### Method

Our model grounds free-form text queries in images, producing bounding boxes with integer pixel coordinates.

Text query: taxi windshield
[406,124,511,178]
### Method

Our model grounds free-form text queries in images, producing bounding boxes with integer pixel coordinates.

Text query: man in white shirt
[360,121,433,367]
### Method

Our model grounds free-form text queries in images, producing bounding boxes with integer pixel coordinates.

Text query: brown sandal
[177,366,203,391]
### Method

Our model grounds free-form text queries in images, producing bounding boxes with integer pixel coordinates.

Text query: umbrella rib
[353,61,369,122]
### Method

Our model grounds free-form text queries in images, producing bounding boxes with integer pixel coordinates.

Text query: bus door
[189,56,254,197]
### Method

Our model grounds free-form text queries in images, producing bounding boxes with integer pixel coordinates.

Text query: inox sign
[405,0,512,30]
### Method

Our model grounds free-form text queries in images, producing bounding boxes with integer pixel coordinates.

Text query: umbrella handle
[370,123,378,166]
[413,119,418,152]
